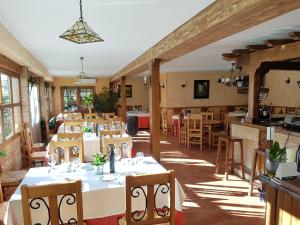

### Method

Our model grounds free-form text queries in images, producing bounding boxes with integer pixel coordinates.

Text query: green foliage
[92,90,118,113]
[83,126,92,133]
[0,150,6,157]
[82,93,93,108]
[91,153,107,166]
[269,141,286,162]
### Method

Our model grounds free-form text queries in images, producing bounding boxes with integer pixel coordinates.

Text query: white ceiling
[1,1,300,78]
[0,0,214,77]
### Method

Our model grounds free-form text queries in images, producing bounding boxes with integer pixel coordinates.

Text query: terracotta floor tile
[132,131,265,225]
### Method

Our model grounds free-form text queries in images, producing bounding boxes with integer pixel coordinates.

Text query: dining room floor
[131,130,265,225]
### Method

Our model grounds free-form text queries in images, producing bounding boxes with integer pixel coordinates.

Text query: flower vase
[94,165,104,175]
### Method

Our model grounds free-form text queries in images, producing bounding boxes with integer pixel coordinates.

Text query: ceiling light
[79,57,88,78]
[59,0,104,44]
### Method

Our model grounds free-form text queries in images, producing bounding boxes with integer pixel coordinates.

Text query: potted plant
[92,90,118,113]
[83,93,94,113]
[265,141,286,177]
[91,153,107,174]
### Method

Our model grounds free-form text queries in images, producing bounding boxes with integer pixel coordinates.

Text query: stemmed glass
[47,154,57,173]
[136,152,144,164]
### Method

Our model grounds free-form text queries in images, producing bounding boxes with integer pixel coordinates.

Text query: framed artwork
[194,80,209,99]
[118,85,132,98]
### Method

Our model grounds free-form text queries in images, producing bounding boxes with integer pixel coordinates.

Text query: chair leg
[248,150,258,196]
[225,141,230,180]
[230,141,234,173]
[240,141,245,180]
[216,138,222,174]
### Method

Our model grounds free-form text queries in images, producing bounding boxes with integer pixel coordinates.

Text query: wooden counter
[260,175,300,225]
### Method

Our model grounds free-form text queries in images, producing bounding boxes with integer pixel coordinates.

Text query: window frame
[60,86,95,111]
[0,70,23,144]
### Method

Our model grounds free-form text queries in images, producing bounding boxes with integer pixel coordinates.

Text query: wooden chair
[110,117,123,130]
[25,128,47,167]
[81,118,98,132]
[200,112,213,148]
[162,112,174,136]
[102,136,133,158]
[187,114,203,151]
[99,130,123,153]
[63,120,82,133]
[64,112,82,121]
[97,119,112,130]
[211,114,229,149]
[0,180,8,225]
[178,113,187,146]
[118,170,175,225]
[84,112,98,119]
[50,133,84,163]
[21,180,84,225]
[101,112,115,119]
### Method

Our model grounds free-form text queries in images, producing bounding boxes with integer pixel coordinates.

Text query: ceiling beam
[222,53,238,61]
[110,0,300,81]
[232,49,251,55]
[289,32,300,40]
[265,39,295,47]
[247,45,269,51]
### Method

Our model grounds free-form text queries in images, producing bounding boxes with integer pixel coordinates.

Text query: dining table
[6,157,186,225]
[126,111,150,129]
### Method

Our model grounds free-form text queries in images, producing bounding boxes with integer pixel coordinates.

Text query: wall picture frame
[118,85,132,98]
[194,80,209,99]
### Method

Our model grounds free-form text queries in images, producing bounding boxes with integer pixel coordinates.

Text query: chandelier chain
[79,0,84,21]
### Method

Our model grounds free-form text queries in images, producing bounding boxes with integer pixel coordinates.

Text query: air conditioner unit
[75,78,96,85]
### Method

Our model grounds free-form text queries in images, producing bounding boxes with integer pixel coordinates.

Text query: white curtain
[30,84,42,143]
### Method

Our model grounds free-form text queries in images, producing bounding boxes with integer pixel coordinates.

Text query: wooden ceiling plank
[232,49,251,54]
[265,39,295,47]
[110,0,300,81]
[247,45,269,51]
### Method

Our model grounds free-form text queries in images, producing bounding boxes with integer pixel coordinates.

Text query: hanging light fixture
[235,67,244,88]
[79,56,88,78]
[59,0,104,44]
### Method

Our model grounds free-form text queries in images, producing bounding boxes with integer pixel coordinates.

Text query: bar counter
[260,175,300,225]
[230,122,300,179]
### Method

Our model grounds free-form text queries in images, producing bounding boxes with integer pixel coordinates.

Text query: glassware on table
[136,152,144,164]
[47,155,57,172]
[72,158,81,172]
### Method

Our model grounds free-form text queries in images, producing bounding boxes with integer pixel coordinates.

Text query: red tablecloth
[172,118,180,136]
[138,116,150,129]
[86,211,185,225]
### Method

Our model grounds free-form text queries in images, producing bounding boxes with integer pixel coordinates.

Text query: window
[62,86,94,111]
[0,72,22,143]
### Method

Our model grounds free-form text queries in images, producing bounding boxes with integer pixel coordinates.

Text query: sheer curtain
[30,84,42,143]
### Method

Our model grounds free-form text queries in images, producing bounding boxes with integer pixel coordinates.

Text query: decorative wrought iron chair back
[99,130,123,153]
[50,133,84,163]
[21,180,84,225]
[102,136,132,158]
[124,171,175,225]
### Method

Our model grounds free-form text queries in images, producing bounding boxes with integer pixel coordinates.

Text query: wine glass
[136,152,144,164]
[48,155,57,172]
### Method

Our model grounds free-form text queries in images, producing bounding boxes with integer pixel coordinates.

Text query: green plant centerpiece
[83,93,94,113]
[265,141,286,177]
[91,153,107,175]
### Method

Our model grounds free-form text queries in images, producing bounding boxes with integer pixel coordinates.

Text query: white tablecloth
[6,157,186,225]
[126,111,150,118]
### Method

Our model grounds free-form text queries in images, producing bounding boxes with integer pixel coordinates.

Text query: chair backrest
[99,130,122,152]
[63,112,82,121]
[21,180,84,225]
[109,117,123,130]
[125,171,175,225]
[101,112,115,119]
[81,118,98,132]
[63,120,82,133]
[102,136,132,158]
[200,112,213,120]
[25,128,34,154]
[84,113,98,119]
[97,119,112,130]
[50,133,83,163]
[187,114,203,132]
[161,112,168,129]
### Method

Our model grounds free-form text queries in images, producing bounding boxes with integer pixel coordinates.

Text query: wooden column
[247,71,261,122]
[120,76,127,122]
[149,59,161,161]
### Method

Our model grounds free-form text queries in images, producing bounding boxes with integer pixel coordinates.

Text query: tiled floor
[132,131,265,225]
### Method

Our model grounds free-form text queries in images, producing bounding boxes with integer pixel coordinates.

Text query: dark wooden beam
[149,59,161,161]
[232,49,251,55]
[265,39,295,47]
[0,53,22,75]
[247,45,269,51]
[289,32,300,40]
[110,0,300,81]
[120,77,127,123]
[222,53,238,61]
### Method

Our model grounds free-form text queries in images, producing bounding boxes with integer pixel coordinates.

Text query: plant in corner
[82,93,94,113]
[91,153,107,174]
[92,90,118,113]
[266,141,286,177]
